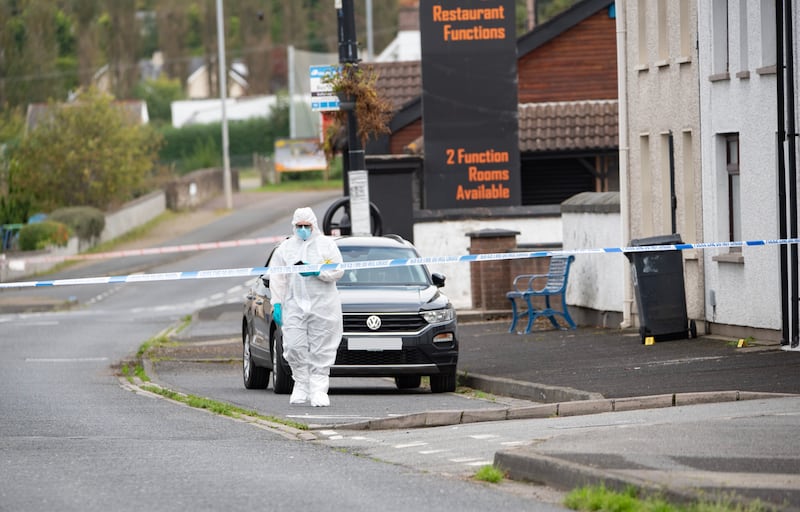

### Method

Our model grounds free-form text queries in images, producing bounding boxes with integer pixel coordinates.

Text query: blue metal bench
[506,255,577,334]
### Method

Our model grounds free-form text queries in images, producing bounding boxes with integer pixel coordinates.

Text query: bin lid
[629,233,683,247]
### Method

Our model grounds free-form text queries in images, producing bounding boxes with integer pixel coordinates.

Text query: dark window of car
[338,246,430,286]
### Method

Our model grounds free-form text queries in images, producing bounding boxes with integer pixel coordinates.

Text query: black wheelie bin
[627,234,697,343]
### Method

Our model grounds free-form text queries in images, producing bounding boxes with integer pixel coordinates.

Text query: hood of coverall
[291,207,321,241]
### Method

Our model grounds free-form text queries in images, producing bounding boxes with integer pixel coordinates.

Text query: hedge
[49,206,105,242]
[18,221,71,251]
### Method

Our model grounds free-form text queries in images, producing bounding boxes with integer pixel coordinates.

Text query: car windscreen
[337,246,431,286]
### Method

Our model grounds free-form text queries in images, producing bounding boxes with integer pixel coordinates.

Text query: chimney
[398,0,419,31]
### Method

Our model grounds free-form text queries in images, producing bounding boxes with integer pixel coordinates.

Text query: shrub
[18,221,71,251]
[48,206,105,242]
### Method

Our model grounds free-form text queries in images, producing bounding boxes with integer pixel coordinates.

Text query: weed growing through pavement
[564,484,772,512]
[473,465,504,484]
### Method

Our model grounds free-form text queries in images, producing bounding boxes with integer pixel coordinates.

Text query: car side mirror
[261,276,269,288]
[432,273,446,288]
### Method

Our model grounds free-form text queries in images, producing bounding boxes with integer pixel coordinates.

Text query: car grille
[335,346,431,366]
[343,313,427,334]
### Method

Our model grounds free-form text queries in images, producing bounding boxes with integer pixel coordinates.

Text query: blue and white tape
[1,237,799,289]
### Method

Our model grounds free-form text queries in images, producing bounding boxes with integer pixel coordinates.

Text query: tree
[155,0,191,85]
[9,88,162,211]
[103,0,139,99]
[70,0,101,89]
[133,75,185,125]
[236,0,272,95]
[0,0,65,107]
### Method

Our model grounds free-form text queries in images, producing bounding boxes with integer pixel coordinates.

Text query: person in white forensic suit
[269,207,343,407]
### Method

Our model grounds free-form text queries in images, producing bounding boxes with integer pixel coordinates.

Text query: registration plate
[347,337,402,351]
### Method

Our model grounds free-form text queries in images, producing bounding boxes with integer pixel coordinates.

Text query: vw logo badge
[366,315,382,331]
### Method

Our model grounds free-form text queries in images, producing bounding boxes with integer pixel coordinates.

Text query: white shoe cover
[310,391,330,407]
[289,380,309,404]
[309,374,330,407]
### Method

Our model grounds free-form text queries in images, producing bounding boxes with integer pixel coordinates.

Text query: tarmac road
[4,188,800,510]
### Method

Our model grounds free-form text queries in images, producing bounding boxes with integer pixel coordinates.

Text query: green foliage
[158,96,289,174]
[133,76,186,125]
[0,195,34,225]
[10,87,162,211]
[18,220,71,251]
[48,206,105,241]
[564,485,771,512]
[473,465,504,484]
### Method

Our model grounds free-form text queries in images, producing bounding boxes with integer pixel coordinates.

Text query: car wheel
[243,327,269,389]
[271,329,294,395]
[429,368,456,393]
[394,375,421,389]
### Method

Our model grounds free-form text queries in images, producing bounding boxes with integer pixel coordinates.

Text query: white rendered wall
[698,0,782,330]
[413,217,562,309]
[562,211,624,313]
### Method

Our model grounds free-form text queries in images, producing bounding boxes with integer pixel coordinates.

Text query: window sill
[709,72,730,82]
[676,56,692,65]
[655,59,670,68]
[736,70,750,79]
[712,252,744,264]
[756,65,776,75]
[635,64,649,73]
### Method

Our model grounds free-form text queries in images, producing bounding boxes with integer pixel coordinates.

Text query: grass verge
[119,329,308,432]
[564,485,773,512]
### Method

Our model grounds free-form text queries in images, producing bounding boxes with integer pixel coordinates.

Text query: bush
[48,206,105,242]
[18,221,71,251]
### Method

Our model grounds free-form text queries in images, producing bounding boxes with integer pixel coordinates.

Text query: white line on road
[394,442,428,449]
[26,357,108,363]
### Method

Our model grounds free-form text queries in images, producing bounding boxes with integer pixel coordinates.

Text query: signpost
[419,0,521,209]
[335,0,371,236]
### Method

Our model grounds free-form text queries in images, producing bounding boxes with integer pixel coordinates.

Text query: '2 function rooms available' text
[447,147,511,201]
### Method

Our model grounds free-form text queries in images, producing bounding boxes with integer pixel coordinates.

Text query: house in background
[698,0,789,343]
[617,1,704,332]
[361,0,620,310]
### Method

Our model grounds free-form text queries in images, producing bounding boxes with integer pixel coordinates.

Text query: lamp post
[216,0,233,210]
[336,0,371,236]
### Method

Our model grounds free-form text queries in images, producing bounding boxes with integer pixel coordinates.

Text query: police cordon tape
[4,235,290,265]
[1,236,799,290]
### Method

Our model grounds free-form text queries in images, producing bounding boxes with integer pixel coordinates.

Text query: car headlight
[421,307,455,324]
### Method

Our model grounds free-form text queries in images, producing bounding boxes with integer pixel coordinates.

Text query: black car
[242,235,459,394]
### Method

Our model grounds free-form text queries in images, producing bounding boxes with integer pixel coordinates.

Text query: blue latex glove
[298,262,320,277]
[273,303,282,326]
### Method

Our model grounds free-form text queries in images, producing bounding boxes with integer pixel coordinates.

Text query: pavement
[3,188,800,510]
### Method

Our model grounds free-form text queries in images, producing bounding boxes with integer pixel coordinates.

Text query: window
[712,0,729,76]
[682,131,696,242]
[739,0,749,75]
[760,0,776,68]
[637,0,648,67]
[640,135,653,235]
[726,134,741,243]
[679,0,692,59]
[657,0,669,62]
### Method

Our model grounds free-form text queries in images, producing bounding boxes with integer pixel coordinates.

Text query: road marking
[500,441,528,447]
[465,460,495,466]
[449,456,485,463]
[394,442,428,449]
[419,449,450,455]
[26,357,108,363]
[468,434,500,440]
[319,430,338,436]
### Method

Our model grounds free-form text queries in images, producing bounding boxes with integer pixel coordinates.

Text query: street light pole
[216,0,233,210]
[336,0,371,235]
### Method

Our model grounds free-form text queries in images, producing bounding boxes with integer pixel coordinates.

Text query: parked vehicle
[242,235,459,394]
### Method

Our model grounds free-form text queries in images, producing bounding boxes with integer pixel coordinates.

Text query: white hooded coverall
[269,207,343,406]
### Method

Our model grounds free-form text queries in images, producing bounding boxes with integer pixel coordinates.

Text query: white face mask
[295,226,312,241]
